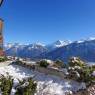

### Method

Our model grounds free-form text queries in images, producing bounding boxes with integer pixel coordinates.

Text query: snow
[74,37,95,44]
[0,65,86,95]
[28,43,45,50]
[74,66,81,69]
[41,59,53,64]
[92,71,95,76]
[77,40,84,43]
[54,40,71,48]
[34,42,45,47]
[86,37,95,41]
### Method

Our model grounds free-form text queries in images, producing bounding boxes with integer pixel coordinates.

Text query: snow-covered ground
[0,64,86,95]
[0,61,12,67]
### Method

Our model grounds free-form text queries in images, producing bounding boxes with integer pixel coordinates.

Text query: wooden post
[0,19,4,56]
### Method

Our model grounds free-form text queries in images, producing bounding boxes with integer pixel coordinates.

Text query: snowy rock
[92,71,95,77]
[13,78,19,87]
[74,66,81,69]
[10,88,16,95]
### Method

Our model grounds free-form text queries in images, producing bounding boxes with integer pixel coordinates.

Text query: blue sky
[0,0,95,44]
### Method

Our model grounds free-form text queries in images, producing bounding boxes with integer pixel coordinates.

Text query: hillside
[40,39,95,62]
[4,38,95,62]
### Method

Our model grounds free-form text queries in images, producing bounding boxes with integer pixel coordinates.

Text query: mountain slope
[5,43,48,58]
[46,40,71,51]
[41,39,95,62]
[5,39,95,62]
[4,40,70,58]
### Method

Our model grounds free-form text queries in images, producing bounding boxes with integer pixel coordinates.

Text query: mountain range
[4,38,95,62]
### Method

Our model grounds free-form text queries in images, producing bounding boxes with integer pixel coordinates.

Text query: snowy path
[0,61,12,67]
[0,64,85,95]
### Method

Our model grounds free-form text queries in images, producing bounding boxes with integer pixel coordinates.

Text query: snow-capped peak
[4,43,14,48]
[33,42,45,47]
[27,42,45,50]
[74,40,85,44]
[46,40,71,50]
[4,43,15,50]
[53,40,71,47]
[86,37,95,41]
[73,37,95,44]
[54,40,64,45]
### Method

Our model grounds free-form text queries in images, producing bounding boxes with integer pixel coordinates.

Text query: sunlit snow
[0,65,86,95]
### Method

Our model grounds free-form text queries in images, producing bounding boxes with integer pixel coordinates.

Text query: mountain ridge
[4,38,95,62]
